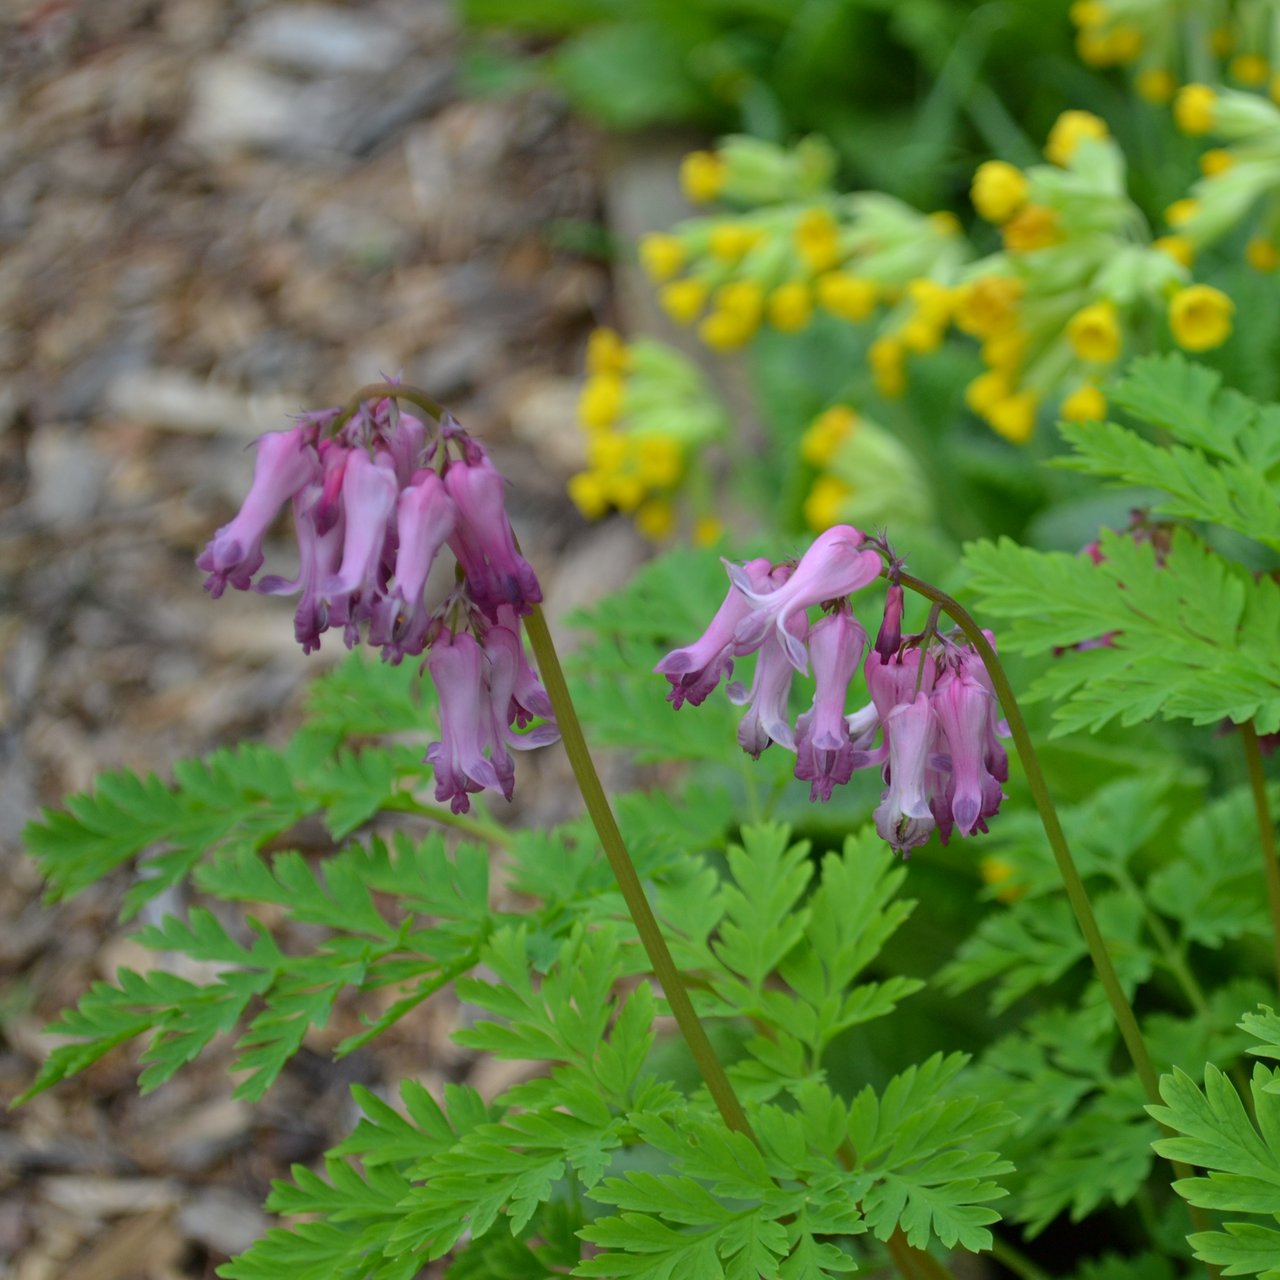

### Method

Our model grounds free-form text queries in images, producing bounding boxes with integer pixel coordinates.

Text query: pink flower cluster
[197,398,557,814]
[656,526,1010,854]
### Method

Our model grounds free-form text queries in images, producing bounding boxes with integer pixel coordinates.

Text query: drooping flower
[198,424,320,597]
[444,447,542,620]
[369,468,458,664]
[256,483,346,655]
[931,667,1005,839]
[873,692,938,853]
[874,584,904,663]
[865,646,937,727]
[794,606,871,801]
[482,623,560,749]
[424,630,510,814]
[728,614,809,759]
[323,448,400,646]
[387,411,429,488]
[727,525,883,670]
[654,557,774,708]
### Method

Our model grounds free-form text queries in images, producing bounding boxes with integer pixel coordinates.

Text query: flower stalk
[895,569,1215,1246]
[1240,718,1280,993]
[522,603,759,1144]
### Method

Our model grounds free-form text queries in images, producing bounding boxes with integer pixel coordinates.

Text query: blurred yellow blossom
[578,374,625,429]
[1045,110,1109,166]
[709,223,764,262]
[1169,284,1234,350]
[680,150,726,203]
[801,405,858,466]
[817,272,877,321]
[971,161,1029,224]
[634,498,676,541]
[1135,68,1177,104]
[585,327,631,376]
[980,855,1026,903]
[1067,300,1122,363]
[1230,53,1269,86]
[794,207,841,272]
[988,392,1039,444]
[638,234,686,283]
[692,516,723,546]
[659,278,708,325]
[804,475,854,531]
[965,370,1012,416]
[1200,149,1234,177]
[1002,204,1062,251]
[1175,84,1217,134]
[1247,237,1280,271]
[768,281,813,332]
[954,275,1022,338]
[1153,235,1194,267]
[1165,198,1200,228]
[869,336,906,397]
[1061,383,1107,423]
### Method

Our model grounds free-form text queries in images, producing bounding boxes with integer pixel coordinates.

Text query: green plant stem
[1240,718,1280,994]
[384,794,515,849]
[523,602,758,1144]
[330,382,444,432]
[987,1237,1049,1280]
[896,574,1204,1184]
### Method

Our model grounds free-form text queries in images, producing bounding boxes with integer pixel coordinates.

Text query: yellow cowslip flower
[638,234,686,283]
[901,317,945,354]
[634,434,682,486]
[868,336,906,398]
[586,327,631,376]
[1247,237,1280,271]
[804,475,854,532]
[1068,0,1108,26]
[979,855,1026,904]
[965,370,1012,416]
[587,428,628,472]
[982,328,1028,372]
[954,275,1023,339]
[1211,25,1234,57]
[1230,53,1269,86]
[608,472,646,513]
[1174,84,1217,135]
[801,405,859,466]
[578,374,626,429]
[1067,299,1122,363]
[692,515,723,547]
[1135,68,1177,104]
[1271,72,1280,106]
[699,280,764,350]
[634,497,676,540]
[1153,235,1194,267]
[987,391,1039,444]
[929,210,963,236]
[1165,198,1200,228]
[1200,148,1234,177]
[1168,284,1234,351]
[1107,23,1142,64]
[1045,109,1109,166]
[1061,383,1107,423]
[795,207,841,273]
[907,278,955,326]
[971,160,1029,225]
[660,278,709,325]
[768,281,813,332]
[816,272,877,321]
[680,150,726,203]
[568,470,610,519]
[709,223,764,262]
[1002,204,1062,252]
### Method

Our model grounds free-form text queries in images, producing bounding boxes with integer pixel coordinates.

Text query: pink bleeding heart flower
[494,605,554,724]
[874,583,904,663]
[482,624,559,749]
[424,630,510,813]
[727,525,883,672]
[323,448,399,645]
[794,606,869,802]
[197,424,320,597]
[865,645,937,726]
[873,692,938,854]
[728,612,809,759]
[931,668,1005,839]
[371,468,458,664]
[964,634,1011,784]
[387,411,428,488]
[256,483,346,655]
[654,557,775,708]
[444,448,542,620]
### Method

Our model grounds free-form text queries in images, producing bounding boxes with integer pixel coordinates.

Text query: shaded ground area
[0,3,646,1275]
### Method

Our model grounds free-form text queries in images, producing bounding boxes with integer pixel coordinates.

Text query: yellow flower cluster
[955,110,1235,441]
[568,329,728,541]
[640,139,969,360]
[799,405,931,533]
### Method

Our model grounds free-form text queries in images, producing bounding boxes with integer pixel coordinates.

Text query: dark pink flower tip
[197,424,320,597]
[444,453,542,620]
[424,630,508,813]
[875,583,904,663]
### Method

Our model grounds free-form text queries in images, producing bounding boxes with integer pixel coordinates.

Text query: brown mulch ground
[0,3,645,1275]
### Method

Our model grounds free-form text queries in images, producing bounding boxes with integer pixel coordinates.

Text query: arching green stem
[522,603,758,1145]
[1240,718,1280,994]
[330,382,445,433]
[895,574,1203,1180]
